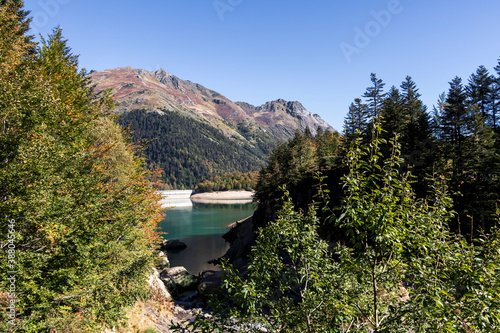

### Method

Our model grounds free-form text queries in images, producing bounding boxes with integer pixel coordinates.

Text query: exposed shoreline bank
[190,190,254,200]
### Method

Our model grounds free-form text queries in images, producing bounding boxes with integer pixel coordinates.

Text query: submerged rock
[161,239,188,250]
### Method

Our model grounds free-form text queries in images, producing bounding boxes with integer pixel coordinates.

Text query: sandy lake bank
[190,190,254,200]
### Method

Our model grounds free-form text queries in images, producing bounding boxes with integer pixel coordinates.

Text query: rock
[160,266,197,297]
[161,239,187,250]
[222,216,256,276]
[155,251,170,269]
[198,270,223,301]
[148,269,172,300]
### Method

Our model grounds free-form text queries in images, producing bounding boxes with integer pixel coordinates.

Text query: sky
[22,0,500,131]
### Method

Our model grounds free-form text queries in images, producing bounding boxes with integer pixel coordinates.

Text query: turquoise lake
[158,201,256,274]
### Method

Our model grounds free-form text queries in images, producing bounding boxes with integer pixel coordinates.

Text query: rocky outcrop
[155,251,170,270]
[221,216,257,277]
[148,269,172,301]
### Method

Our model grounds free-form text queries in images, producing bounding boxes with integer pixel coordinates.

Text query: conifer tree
[363,73,386,118]
[461,106,500,233]
[343,98,369,141]
[492,59,500,130]
[437,76,470,175]
[467,65,494,120]
[379,86,403,139]
[399,76,432,170]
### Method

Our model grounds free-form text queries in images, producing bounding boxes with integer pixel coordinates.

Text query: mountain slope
[89,67,335,188]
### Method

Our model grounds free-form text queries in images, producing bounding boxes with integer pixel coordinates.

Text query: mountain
[89,67,335,189]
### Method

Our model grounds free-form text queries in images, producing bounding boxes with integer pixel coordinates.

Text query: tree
[343,98,369,142]
[460,105,500,234]
[0,19,163,332]
[315,128,340,170]
[363,73,386,119]
[467,65,493,120]
[399,76,430,155]
[379,86,404,157]
[437,76,470,175]
[492,60,500,130]
[175,123,500,332]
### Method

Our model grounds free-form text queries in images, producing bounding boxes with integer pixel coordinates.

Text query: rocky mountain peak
[89,67,336,142]
[153,68,171,84]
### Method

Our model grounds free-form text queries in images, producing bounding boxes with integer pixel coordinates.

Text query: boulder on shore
[198,270,223,301]
[148,269,172,300]
[160,266,197,296]
[155,251,170,269]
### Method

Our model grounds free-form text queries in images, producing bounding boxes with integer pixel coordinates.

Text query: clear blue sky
[23,0,500,131]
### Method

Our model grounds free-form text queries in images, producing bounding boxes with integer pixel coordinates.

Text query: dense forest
[343,71,500,237]
[117,109,276,189]
[0,3,163,332]
[253,70,500,239]
[193,171,260,192]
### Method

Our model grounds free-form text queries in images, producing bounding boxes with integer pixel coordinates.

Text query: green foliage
[0,9,163,332]
[173,189,342,333]
[117,109,272,189]
[255,128,340,203]
[194,171,259,192]
[174,123,500,332]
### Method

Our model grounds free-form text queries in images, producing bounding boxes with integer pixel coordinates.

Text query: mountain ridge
[90,67,334,142]
[89,66,336,188]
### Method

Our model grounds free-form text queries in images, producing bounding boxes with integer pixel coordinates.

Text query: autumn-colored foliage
[0,2,163,331]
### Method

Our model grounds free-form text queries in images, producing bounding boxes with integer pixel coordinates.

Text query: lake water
[158,200,256,274]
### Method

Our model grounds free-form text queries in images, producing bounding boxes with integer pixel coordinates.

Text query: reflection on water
[160,198,193,209]
[166,234,229,273]
[158,201,256,274]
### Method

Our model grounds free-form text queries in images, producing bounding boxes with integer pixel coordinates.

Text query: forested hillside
[90,66,336,189]
[193,171,260,192]
[343,71,500,237]
[118,109,275,189]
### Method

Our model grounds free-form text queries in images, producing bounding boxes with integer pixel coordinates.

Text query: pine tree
[399,76,432,169]
[438,76,470,174]
[467,65,493,120]
[492,59,500,130]
[363,73,386,118]
[461,105,500,234]
[380,86,404,137]
[343,98,369,141]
